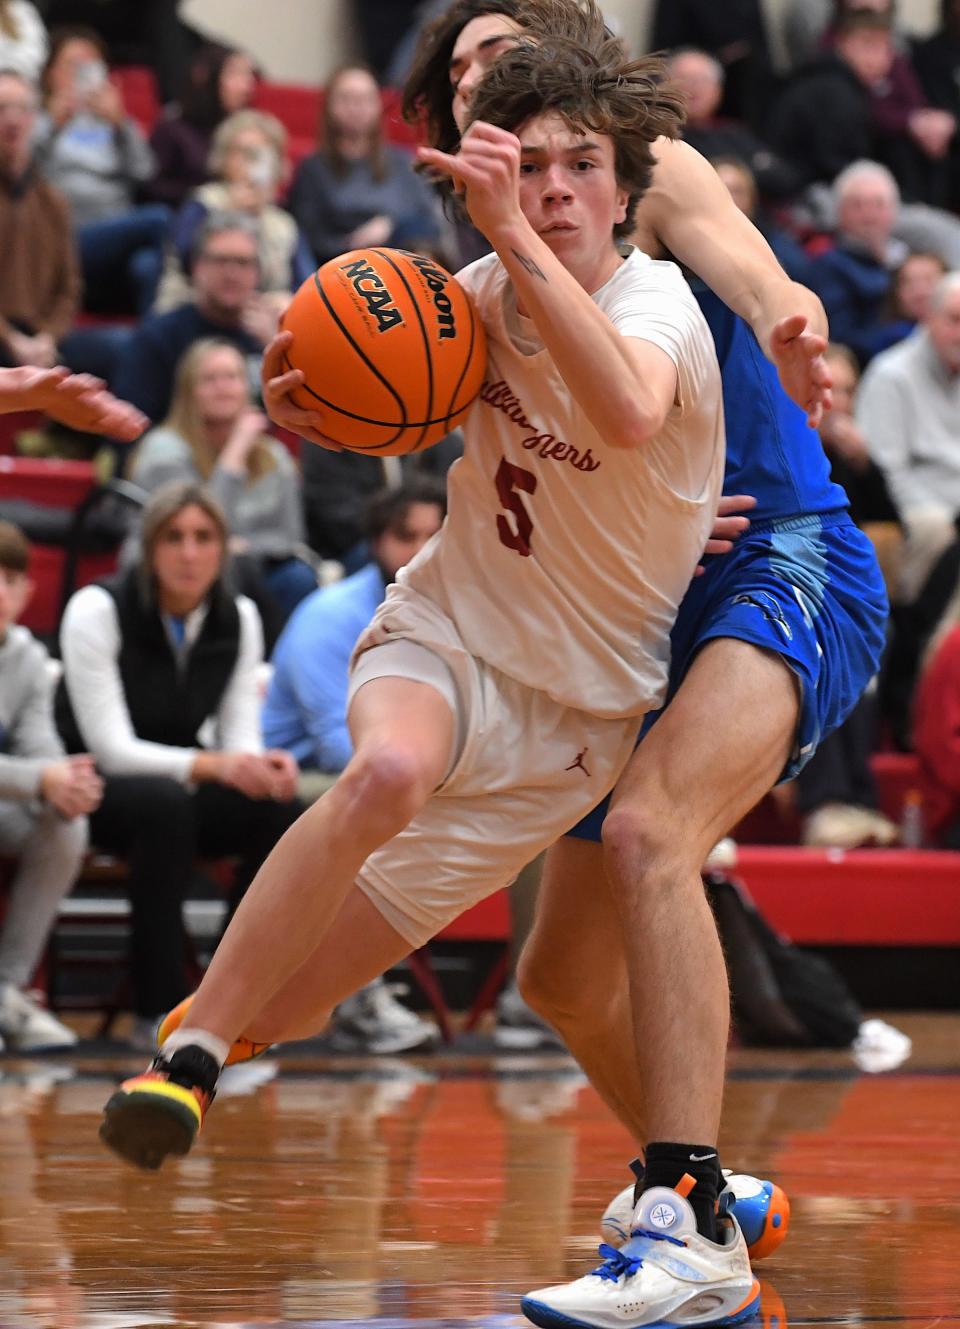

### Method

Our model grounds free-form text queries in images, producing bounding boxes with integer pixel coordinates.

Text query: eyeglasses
[198,253,258,269]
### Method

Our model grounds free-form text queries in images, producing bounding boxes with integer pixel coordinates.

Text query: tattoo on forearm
[511,248,548,282]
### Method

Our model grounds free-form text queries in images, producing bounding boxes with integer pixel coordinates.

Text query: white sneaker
[601,1168,790,1261]
[0,985,78,1051]
[523,1187,759,1328]
[327,978,441,1054]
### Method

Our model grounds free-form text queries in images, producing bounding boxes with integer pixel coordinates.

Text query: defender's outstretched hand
[0,366,148,440]
[770,314,833,429]
[261,331,342,452]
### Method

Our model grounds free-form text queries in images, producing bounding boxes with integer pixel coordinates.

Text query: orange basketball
[280,247,487,455]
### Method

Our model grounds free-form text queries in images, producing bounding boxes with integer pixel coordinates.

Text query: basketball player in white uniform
[99,31,728,1204]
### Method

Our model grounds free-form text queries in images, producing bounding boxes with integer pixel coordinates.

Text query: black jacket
[768,55,874,187]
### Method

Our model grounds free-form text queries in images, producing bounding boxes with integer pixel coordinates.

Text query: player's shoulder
[600,247,699,310]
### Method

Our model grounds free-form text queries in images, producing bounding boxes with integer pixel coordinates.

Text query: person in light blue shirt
[263,479,446,777]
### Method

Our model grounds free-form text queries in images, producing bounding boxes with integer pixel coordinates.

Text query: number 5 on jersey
[495,457,537,557]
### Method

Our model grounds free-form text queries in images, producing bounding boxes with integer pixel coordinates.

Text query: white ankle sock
[162,1028,230,1068]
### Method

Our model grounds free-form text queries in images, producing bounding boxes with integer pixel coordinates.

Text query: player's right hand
[261,331,342,452]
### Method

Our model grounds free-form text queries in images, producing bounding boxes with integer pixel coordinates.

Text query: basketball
[280,247,487,455]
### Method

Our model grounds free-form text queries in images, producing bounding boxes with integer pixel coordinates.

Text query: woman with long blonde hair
[58,481,302,1047]
[130,338,318,620]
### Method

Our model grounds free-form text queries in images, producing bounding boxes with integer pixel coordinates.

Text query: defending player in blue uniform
[572,285,887,845]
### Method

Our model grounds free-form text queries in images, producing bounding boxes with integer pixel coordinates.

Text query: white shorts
[347,585,640,949]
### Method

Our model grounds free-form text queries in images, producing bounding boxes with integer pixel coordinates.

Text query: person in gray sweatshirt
[0,520,102,1051]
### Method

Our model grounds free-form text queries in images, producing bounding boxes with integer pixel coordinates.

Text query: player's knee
[341,742,435,826]
[601,803,675,884]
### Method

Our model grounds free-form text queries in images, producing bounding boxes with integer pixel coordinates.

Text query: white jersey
[400,246,724,719]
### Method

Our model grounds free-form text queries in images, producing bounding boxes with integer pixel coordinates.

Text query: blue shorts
[568,511,888,843]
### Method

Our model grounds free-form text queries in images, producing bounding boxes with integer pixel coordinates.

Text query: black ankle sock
[640,1141,721,1242]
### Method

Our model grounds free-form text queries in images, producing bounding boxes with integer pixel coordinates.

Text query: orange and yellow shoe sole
[100,1073,207,1171]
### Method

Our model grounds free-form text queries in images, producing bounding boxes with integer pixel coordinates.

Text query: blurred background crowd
[0,0,958,1060]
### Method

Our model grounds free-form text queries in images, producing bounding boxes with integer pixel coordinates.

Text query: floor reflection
[0,1013,957,1327]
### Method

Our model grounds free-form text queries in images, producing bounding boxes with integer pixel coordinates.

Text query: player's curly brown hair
[468,32,684,237]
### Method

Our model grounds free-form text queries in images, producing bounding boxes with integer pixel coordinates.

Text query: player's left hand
[417,121,525,241]
[770,314,833,429]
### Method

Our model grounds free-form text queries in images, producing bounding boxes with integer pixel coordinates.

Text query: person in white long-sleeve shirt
[57,482,301,1046]
[857,271,960,601]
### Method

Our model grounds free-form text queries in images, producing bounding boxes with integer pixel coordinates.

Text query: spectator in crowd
[36,0,197,104]
[0,68,80,369]
[129,339,317,620]
[301,430,461,571]
[155,109,313,315]
[913,0,960,209]
[913,574,960,846]
[876,249,948,353]
[288,63,441,267]
[650,0,774,127]
[0,0,47,81]
[811,160,909,366]
[0,520,100,1050]
[667,49,800,201]
[711,156,818,287]
[34,25,168,313]
[263,481,444,1055]
[857,270,960,604]
[264,481,445,783]
[819,342,899,530]
[770,10,955,202]
[147,44,257,210]
[57,482,301,1048]
[783,0,910,69]
[111,211,267,428]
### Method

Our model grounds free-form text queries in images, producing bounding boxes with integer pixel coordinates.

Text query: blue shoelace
[590,1230,687,1283]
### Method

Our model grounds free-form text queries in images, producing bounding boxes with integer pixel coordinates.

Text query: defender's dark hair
[365,479,448,543]
[403,0,523,156]
[466,30,685,237]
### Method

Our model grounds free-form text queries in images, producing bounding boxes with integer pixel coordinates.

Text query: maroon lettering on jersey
[478,378,602,474]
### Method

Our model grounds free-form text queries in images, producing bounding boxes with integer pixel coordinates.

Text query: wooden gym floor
[0,1011,957,1328]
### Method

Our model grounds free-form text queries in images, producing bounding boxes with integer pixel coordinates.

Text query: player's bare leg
[600,637,798,1146]
[182,675,455,1047]
[515,838,646,1140]
[244,887,423,1044]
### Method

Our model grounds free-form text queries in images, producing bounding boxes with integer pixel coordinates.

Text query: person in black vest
[57,481,301,1047]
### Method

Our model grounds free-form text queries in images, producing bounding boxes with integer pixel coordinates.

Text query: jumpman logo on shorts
[566,747,591,777]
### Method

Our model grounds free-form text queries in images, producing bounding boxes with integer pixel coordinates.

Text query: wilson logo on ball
[341,256,403,334]
[408,253,458,341]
